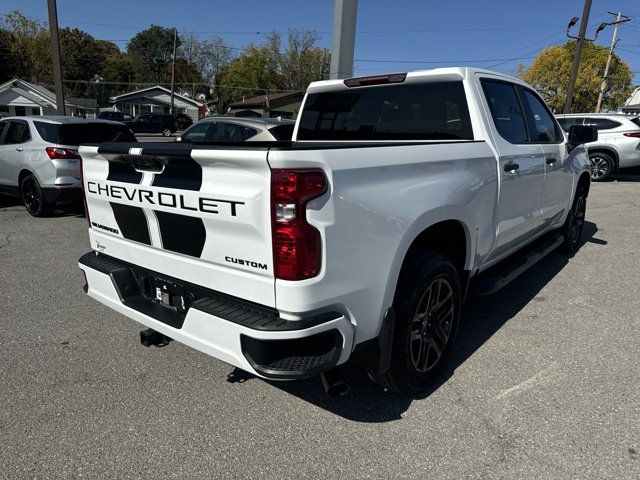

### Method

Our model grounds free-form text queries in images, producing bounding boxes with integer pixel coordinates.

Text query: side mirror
[568,124,597,146]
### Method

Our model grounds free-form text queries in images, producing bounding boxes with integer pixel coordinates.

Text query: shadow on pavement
[230,221,606,422]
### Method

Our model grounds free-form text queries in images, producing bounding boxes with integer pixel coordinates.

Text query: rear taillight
[78,155,90,227]
[45,147,81,160]
[271,169,327,280]
[623,132,640,138]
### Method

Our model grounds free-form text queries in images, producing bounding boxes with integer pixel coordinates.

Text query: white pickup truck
[78,68,596,395]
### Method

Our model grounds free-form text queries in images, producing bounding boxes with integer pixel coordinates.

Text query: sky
[2,0,640,83]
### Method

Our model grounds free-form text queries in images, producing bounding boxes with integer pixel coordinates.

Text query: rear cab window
[34,121,136,145]
[480,80,528,144]
[297,81,474,141]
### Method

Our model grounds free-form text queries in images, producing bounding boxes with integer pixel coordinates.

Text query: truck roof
[306,67,528,94]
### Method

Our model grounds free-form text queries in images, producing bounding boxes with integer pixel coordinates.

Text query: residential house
[109,86,206,123]
[0,78,97,117]
[226,92,305,119]
[620,86,640,115]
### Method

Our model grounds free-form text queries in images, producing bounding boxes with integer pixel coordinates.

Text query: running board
[470,233,564,296]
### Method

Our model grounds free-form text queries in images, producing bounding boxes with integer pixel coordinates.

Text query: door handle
[546,157,557,165]
[15,147,23,152]
[504,162,520,173]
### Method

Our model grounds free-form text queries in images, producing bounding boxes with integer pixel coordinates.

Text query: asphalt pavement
[1,179,639,479]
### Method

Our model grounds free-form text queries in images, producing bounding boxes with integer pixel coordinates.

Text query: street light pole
[46,0,65,115]
[564,0,592,114]
[595,12,630,113]
[169,27,177,115]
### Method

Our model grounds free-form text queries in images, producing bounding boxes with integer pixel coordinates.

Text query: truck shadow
[236,221,604,422]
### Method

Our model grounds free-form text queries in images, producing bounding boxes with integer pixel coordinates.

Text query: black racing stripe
[106,162,143,184]
[155,210,206,258]
[151,156,202,191]
[109,202,151,245]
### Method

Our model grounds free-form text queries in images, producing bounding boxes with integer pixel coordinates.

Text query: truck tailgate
[79,143,275,307]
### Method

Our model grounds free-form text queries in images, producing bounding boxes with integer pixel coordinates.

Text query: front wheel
[588,152,614,181]
[561,185,587,254]
[20,174,49,217]
[373,251,461,396]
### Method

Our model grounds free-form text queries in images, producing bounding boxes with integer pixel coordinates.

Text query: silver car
[177,116,295,143]
[555,113,640,181]
[0,116,135,216]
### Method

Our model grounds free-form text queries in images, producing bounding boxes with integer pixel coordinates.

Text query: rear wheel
[20,174,49,217]
[374,251,461,395]
[588,152,614,181]
[561,185,587,254]
[161,127,172,137]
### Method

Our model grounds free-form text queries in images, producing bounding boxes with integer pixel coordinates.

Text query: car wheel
[588,152,614,181]
[161,128,172,137]
[20,174,49,217]
[561,185,587,254]
[373,251,461,396]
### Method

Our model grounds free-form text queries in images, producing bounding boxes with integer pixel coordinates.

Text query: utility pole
[330,0,358,79]
[564,0,592,113]
[595,12,630,113]
[169,27,177,115]
[46,0,65,115]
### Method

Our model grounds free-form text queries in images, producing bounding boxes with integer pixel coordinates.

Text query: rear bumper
[78,251,353,379]
[43,186,83,204]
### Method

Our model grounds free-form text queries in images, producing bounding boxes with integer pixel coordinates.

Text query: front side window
[481,80,528,144]
[297,81,474,141]
[520,89,560,143]
[4,120,31,144]
[181,122,211,142]
[556,117,584,132]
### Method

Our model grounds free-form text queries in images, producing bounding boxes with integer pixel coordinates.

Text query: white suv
[555,113,640,181]
[0,116,135,216]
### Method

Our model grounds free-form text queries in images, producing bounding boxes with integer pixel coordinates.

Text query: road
[1,179,639,479]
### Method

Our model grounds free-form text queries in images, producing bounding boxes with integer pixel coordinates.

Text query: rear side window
[4,120,31,144]
[269,124,294,141]
[209,122,257,142]
[630,117,640,128]
[34,121,136,145]
[583,118,622,130]
[297,81,473,141]
[481,80,528,144]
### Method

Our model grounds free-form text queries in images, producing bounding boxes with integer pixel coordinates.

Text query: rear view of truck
[78,142,353,380]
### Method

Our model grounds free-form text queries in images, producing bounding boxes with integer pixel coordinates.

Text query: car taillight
[45,147,81,160]
[623,132,640,138]
[271,169,327,280]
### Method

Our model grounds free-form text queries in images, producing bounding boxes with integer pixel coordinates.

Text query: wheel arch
[588,146,620,172]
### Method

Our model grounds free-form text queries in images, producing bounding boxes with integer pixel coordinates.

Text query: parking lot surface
[1,179,639,479]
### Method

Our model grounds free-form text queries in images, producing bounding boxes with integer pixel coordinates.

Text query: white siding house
[0,78,97,117]
[109,86,206,122]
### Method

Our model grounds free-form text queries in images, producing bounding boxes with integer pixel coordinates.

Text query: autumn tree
[519,41,633,113]
[0,11,51,82]
[127,25,179,84]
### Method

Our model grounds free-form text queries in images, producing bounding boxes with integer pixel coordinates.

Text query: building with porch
[109,86,206,123]
[0,78,97,117]
[226,91,305,119]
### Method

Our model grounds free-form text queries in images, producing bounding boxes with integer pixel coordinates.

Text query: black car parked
[97,111,133,122]
[124,113,178,136]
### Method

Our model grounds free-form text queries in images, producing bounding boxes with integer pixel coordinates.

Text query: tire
[561,185,587,254]
[20,174,49,217]
[161,127,172,137]
[374,251,462,396]
[588,151,614,181]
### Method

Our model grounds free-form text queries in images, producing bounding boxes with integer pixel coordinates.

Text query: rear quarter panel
[268,141,498,343]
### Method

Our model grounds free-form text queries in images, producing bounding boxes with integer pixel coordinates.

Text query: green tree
[0,11,51,81]
[519,41,633,113]
[266,29,330,91]
[127,25,179,84]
